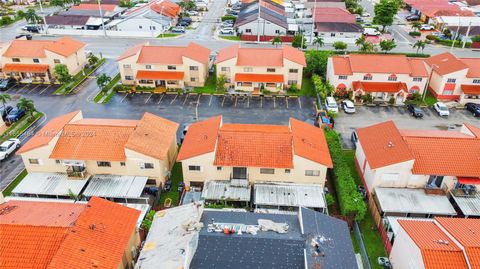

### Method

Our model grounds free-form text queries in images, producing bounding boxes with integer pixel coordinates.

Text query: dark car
[181,17,192,23]
[465,102,480,117]
[15,34,32,40]
[5,107,26,123]
[178,21,189,27]
[0,78,16,91]
[22,25,40,33]
[406,14,420,21]
[406,104,424,118]
[0,105,13,122]
[164,180,172,192]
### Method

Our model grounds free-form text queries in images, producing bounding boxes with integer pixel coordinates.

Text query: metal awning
[254,183,326,209]
[375,187,457,216]
[121,203,150,227]
[82,175,148,199]
[12,172,88,197]
[386,216,430,236]
[201,181,251,201]
[451,193,480,217]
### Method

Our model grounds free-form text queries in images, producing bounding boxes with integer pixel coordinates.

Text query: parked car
[178,182,185,193]
[351,130,359,149]
[0,78,16,91]
[219,27,235,35]
[221,22,234,28]
[171,27,186,33]
[181,17,193,23]
[187,10,199,16]
[180,123,189,143]
[15,34,32,40]
[465,103,480,117]
[420,24,434,31]
[356,16,364,23]
[433,102,450,116]
[364,28,380,36]
[0,138,21,161]
[22,25,40,33]
[177,21,190,27]
[341,100,356,114]
[405,14,420,21]
[164,180,172,192]
[227,10,238,16]
[5,107,26,123]
[406,104,424,118]
[0,105,13,122]
[361,12,371,17]
[325,96,339,113]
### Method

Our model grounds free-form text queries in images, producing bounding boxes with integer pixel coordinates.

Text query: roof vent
[90,224,96,230]
[434,239,449,245]
[386,141,394,148]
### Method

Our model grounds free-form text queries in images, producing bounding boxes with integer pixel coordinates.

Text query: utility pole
[256,0,261,43]
[462,22,472,49]
[38,0,49,35]
[310,0,317,45]
[450,14,460,52]
[98,0,107,37]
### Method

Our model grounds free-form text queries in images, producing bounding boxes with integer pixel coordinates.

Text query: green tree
[411,21,421,32]
[305,50,334,76]
[0,93,11,110]
[54,64,72,84]
[179,0,196,11]
[356,36,376,52]
[216,74,226,93]
[373,0,399,31]
[333,41,348,52]
[379,39,396,53]
[17,97,36,119]
[292,34,306,49]
[88,54,99,66]
[312,75,334,100]
[96,73,112,93]
[0,16,12,26]
[16,10,25,19]
[413,40,426,54]
[313,36,324,50]
[24,8,40,25]
[271,36,282,48]
[50,0,66,7]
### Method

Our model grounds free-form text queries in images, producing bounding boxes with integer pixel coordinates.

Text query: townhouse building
[326,54,429,104]
[425,52,480,104]
[312,8,363,44]
[0,37,86,83]
[177,116,332,211]
[117,42,211,90]
[215,45,306,93]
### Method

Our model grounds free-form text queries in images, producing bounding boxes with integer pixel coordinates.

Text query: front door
[155,80,166,87]
[232,167,247,179]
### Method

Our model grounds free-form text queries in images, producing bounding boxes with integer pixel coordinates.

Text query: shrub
[325,193,335,207]
[471,35,480,42]
[221,15,236,22]
[361,93,373,103]
[436,38,471,48]
[388,96,395,105]
[408,31,421,36]
[425,35,437,41]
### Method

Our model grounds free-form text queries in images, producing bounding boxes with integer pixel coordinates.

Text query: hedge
[221,15,236,22]
[408,31,421,36]
[325,130,367,221]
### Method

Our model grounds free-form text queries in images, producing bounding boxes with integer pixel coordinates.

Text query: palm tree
[413,40,426,54]
[411,21,422,32]
[313,36,324,50]
[271,36,282,48]
[96,73,112,93]
[0,93,11,110]
[24,8,39,25]
[17,97,36,119]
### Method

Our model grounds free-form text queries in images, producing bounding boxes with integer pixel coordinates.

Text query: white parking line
[197,94,201,104]
[286,97,289,109]
[170,94,178,105]
[17,84,28,93]
[273,96,276,109]
[27,84,41,94]
[182,94,189,105]
[145,94,153,104]
[298,98,302,109]
[247,96,250,108]
[157,94,165,104]
[120,93,129,103]
[208,95,213,106]
[221,96,226,107]
[234,96,238,107]
[260,96,263,108]
[39,85,51,95]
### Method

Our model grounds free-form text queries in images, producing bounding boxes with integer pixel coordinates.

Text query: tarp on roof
[12,172,88,197]
[254,183,326,208]
[82,175,148,199]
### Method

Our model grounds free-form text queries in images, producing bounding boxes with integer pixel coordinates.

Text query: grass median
[93,73,120,104]
[54,58,106,95]
[2,169,27,196]
[0,111,44,143]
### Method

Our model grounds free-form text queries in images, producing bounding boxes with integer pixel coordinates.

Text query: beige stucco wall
[118,229,141,269]
[390,226,425,269]
[427,67,468,96]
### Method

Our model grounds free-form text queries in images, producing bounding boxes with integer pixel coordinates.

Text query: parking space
[335,105,479,149]
[3,84,60,96]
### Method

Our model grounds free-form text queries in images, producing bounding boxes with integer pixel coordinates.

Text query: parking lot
[335,105,480,148]
[2,83,61,96]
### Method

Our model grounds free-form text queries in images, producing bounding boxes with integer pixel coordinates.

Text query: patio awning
[352,81,408,93]
[451,193,480,217]
[235,73,284,83]
[3,63,49,73]
[12,172,88,197]
[254,183,326,208]
[458,177,480,185]
[461,84,480,95]
[201,180,251,201]
[82,174,148,199]
[136,70,184,80]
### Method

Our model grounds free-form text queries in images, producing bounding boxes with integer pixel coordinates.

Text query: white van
[363,28,380,36]
[325,97,339,113]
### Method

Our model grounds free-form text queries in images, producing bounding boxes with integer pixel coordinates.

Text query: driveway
[335,105,480,148]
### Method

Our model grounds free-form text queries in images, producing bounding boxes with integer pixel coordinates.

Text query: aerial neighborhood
[1,0,480,267]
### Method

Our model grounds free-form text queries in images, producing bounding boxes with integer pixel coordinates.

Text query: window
[145,65,152,69]
[12,58,20,62]
[120,162,126,166]
[338,75,347,80]
[190,66,199,71]
[288,80,297,85]
[97,161,111,167]
[167,80,177,84]
[427,175,444,188]
[305,170,320,176]
[363,74,372,80]
[330,33,336,37]
[285,169,290,174]
[168,65,176,70]
[267,68,275,73]
[144,163,154,169]
[221,67,230,72]
[150,26,156,30]
[275,30,280,34]
[54,59,61,64]
[33,58,40,63]
[55,159,61,164]
[447,78,456,83]
[225,78,231,83]
[139,25,143,29]
[243,67,253,72]
[260,168,275,174]
[217,166,223,171]
[443,90,454,95]
[473,79,480,84]
[388,75,397,81]
[123,64,131,68]
[190,77,197,82]
[413,77,423,82]
[189,165,201,171]
[289,69,298,73]
[246,29,252,33]
[139,80,153,84]
[125,75,134,80]
[29,159,39,164]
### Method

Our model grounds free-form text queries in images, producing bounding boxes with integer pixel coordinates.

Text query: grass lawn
[54,58,106,95]
[219,35,241,41]
[343,150,387,269]
[93,73,120,103]
[0,112,44,143]
[404,91,437,107]
[2,169,27,196]
[287,74,315,97]
[157,33,180,38]
[158,162,184,208]
[193,72,225,94]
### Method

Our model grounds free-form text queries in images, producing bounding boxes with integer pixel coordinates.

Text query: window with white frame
[289,69,298,73]
[97,161,111,167]
[54,59,61,64]
[125,76,134,80]
[123,64,131,68]
[473,79,480,84]
[168,65,176,70]
[246,29,252,33]
[243,67,253,72]
[29,158,40,164]
[145,65,152,69]
[388,75,397,81]
[189,165,201,171]
[447,78,456,83]
[260,168,275,174]
[12,58,20,62]
[33,58,40,63]
[267,68,275,72]
[143,163,154,169]
[363,74,372,80]
[338,75,347,80]
[221,67,230,72]
[190,66,199,71]
[305,170,320,176]
[288,80,297,85]
[413,77,423,82]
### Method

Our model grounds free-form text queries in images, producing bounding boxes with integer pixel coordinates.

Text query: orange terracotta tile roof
[135,42,210,64]
[331,56,352,75]
[356,121,414,169]
[282,45,307,66]
[43,36,85,57]
[17,110,80,154]
[436,218,480,269]
[398,220,469,269]
[461,84,480,94]
[3,63,49,73]
[332,54,426,76]
[71,3,117,11]
[117,42,145,61]
[0,225,69,269]
[425,52,469,75]
[290,118,332,167]
[177,116,222,160]
[151,0,180,18]
[47,197,140,269]
[216,45,305,66]
[408,58,429,77]
[3,37,84,58]
[400,129,474,139]
[125,112,179,160]
[235,73,284,83]
[136,70,184,80]
[214,44,239,64]
[464,123,480,138]
[352,81,408,93]
[0,200,86,227]
[461,58,480,78]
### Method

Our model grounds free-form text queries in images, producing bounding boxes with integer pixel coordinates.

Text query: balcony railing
[230,173,249,187]
[66,166,87,178]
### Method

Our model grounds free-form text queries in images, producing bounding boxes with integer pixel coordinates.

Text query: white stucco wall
[237,19,288,36]
[390,226,425,269]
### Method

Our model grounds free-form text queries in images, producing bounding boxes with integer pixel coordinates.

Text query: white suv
[434,102,450,117]
[219,27,234,35]
[0,138,20,161]
[325,97,339,113]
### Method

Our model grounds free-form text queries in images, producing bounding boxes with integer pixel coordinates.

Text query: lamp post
[462,22,472,49]
[98,0,107,37]
[310,0,317,45]
[38,0,49,35]
[423,64,438,101]
[450,13,460,52]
